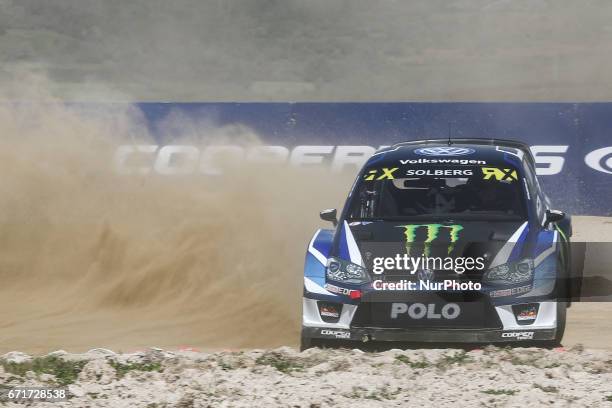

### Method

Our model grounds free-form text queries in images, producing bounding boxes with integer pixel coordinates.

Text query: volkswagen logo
[417,269,435,281]
[414,147,475,156]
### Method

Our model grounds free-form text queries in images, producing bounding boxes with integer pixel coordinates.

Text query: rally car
[302,138,579,349]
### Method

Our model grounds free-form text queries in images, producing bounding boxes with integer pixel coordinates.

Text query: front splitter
[303,326,557,343]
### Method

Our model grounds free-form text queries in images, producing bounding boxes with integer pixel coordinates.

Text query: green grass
[1,356,87,385]
[481,389,518,396]
[605,395,612,402]
[533,384,558,393]
[108,360,163,378]
[437,351,472,367]
[218,360,235,370]
[254,352,304,374]
[344,385,400,401]
[395,355,429,368]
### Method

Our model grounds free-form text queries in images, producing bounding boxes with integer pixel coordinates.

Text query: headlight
[483,259,534,285]
[326,257,369,284]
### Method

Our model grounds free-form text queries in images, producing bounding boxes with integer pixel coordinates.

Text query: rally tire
[541,301,567,348]
[300,331,343,351]
[299,332,312,351]
[569,242,586,303]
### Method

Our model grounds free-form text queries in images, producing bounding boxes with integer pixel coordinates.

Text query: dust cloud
[0,76,353,353]
[2,1,612,101]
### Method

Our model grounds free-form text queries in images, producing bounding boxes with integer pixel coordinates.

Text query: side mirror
[545,209,565,226]
[320,208,338,227]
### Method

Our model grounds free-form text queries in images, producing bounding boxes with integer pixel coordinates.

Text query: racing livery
[302,139,578,349]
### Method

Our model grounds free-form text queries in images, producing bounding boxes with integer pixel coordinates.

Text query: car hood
[338,220,531,271]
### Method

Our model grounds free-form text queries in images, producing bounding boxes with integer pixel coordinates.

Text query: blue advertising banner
[122,103,611,216]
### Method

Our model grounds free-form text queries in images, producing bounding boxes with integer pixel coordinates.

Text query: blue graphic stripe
[312,229,333,257]
[508,224,529,262]
[304,253,326,278]
[338,223,351,261]
[534,231,555,258]
[308,275,327,288]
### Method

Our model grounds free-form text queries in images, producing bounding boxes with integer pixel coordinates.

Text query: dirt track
[562,217,612,350]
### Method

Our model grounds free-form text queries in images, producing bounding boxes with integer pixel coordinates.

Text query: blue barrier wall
[134,103,611,216]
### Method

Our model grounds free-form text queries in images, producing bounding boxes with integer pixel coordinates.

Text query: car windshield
[347,166,526,220]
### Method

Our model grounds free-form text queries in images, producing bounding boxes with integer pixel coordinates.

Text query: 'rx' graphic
[481,167,518,182]
[364,167,398,180]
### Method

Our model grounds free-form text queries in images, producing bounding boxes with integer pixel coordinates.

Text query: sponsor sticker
[390,302,461,320]
[405,169,473,176]
[489,284,532,298]
[481,167,518,182]
[399,224,463,256]
[501,331,534,340]
[325,283,359,298]
[516,307,538,321]
[414,147,475,156]
[400,158,486,165]
[512,303,539,324]
[319,306,340,319]
[363,167,398,180]
[320,329,351,339]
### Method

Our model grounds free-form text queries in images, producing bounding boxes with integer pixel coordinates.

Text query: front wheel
[541,301,567,348]
[299,331,313,351]
[300,330,344,351]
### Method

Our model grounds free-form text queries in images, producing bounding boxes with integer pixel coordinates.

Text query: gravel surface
[2,346,612,407]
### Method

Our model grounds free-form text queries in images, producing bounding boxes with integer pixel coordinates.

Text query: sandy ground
[1,346,611,407]
[565,303,612,350]
[561,216,612,350]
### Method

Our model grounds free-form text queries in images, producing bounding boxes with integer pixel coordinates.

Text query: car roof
[366,138,533,168]
[389,138,531,152]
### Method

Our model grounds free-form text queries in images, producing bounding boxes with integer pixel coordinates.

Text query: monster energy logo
[399,224,464,256]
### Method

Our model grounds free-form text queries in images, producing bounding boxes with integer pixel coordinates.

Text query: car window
[347,166,526,220]
[522,159,546,223]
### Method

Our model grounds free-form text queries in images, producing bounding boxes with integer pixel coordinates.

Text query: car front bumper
[302,297,560,343]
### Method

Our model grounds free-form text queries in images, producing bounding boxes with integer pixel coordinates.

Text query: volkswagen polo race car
[302,139,578,349]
